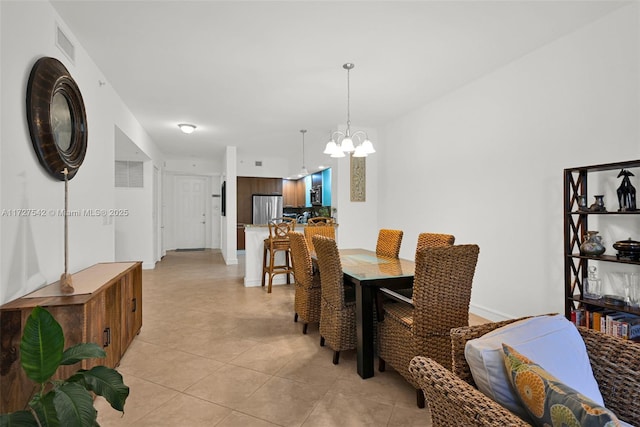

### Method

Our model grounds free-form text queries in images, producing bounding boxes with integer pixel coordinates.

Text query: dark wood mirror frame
[26,57,87,181]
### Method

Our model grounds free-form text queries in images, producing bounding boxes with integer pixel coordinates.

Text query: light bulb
[361,139,375,154]
[341,137,355,152]
[331,149,346,158]
[352,145,367,157]
[324,140,338,155]
[178,123,196,134]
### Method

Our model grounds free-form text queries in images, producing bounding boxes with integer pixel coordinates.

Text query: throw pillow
[464,314,603,420]
[502,343,621,427]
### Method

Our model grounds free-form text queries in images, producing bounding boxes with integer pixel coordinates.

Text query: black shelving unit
[564,159,640,320]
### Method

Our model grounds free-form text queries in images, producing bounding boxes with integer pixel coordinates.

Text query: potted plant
[0,305,129,426]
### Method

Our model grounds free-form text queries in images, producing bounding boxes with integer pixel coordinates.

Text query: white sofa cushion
[464,314,603,420]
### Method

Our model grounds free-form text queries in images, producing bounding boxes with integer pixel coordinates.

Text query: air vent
[115,161,144,188]
[255,161,262,167]
[55,24,75,63]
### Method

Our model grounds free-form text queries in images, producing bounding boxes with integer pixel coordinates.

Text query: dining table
[337,249,415,379]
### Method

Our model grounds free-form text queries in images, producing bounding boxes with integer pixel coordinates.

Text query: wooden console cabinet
[0,262,142,413]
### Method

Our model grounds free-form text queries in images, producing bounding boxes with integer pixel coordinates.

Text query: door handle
[103,327,111,347]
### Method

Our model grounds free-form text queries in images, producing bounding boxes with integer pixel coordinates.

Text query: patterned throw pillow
[502,343,621,427]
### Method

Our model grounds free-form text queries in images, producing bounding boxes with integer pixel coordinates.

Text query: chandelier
[298,129,309,177]
[324,63,375,158]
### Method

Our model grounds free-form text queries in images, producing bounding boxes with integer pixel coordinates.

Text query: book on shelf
[570,308,585,327]
[616,314,640,340]
[605,312,628,336]
[572,307,640,340]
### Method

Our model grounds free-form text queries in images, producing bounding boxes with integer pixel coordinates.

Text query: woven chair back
[415,233,455,260]
[312,235,346,309]
[376,229,403,258]
[268,217,295,239]
[304,225,335,254]
[288,232,313,289]
[307,217,335,226]
[412,245,480,347]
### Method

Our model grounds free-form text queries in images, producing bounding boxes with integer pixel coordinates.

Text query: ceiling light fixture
[178,123,197,134]
[298,129,309,177]
[324,63,375,158]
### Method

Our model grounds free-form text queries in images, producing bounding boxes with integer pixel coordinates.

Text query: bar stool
[262,217,296,293]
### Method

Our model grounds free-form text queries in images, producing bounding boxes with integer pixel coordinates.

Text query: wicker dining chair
[312,235,357,365]
[415,232,455,259]
[262,217,296,293]
[288,232,321,334]
[390,232,457,299]
[304,224,335,255]
[376,244,480,408]
[306,217,335,225]
[376,229,403,258]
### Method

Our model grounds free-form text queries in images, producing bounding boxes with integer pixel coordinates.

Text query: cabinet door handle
[132,297,137,313]
[103,327,111,347]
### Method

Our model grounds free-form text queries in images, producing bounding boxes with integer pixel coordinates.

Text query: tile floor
[96,249,488,426]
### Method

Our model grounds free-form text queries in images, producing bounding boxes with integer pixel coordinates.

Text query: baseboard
[243,277,289,287]
[469,303,514,322]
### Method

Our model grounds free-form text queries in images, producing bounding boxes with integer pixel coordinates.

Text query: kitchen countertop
[243,223,338,287]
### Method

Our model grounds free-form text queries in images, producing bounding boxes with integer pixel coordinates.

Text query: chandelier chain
[323,62,375,158]
[300,129,307,172]
[346,67,351,130]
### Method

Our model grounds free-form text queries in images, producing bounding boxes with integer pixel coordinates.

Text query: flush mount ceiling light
[178,123,197,134]
[324,63,375,158]
[298,129,309,177]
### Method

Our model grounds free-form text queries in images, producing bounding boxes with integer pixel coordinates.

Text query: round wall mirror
[26,57,87,180]
[51,92,73,152]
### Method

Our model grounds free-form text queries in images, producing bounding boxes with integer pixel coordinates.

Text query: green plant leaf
[68,366,129,412]
[60,343,106,365]
[31,392,61,427]
[20,306,64,384]
[52,382,96,427]
[0,410,37,426]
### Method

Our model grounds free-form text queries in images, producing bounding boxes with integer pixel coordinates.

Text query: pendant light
[298,129,309,177]
[324,63,375,158]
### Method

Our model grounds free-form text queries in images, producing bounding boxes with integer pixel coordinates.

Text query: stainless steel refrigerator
[252,194,283,225]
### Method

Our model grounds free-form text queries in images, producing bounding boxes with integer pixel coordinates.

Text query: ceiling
[51,0,627,165]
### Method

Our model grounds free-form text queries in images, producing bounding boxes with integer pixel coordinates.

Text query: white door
[175,176,207,249]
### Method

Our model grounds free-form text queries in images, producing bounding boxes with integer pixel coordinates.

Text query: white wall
[165,158,220,175]
[329,126,380,250]
[0,1,163,304]
[0,0,4,300]
[114,127,156,268]
[115,161,155,268]
[378,5,640,321]
[237,155,289,178]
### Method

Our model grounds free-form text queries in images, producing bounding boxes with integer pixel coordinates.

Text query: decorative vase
[589,195,606,212]
[577,195,588,211]
[580,231,606,256]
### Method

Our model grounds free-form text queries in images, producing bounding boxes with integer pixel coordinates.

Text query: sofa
[408,316,640,427]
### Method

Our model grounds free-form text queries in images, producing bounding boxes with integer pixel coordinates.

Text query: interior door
[175,175,207,249]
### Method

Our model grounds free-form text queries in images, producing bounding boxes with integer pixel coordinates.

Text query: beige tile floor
[96,249,489,427]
